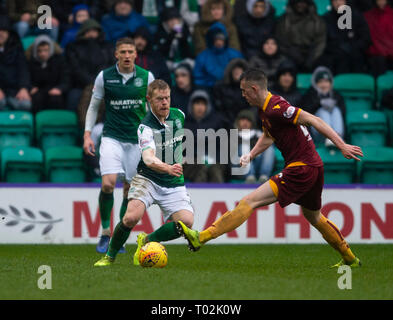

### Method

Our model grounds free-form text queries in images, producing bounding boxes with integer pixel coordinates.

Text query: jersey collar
[151,109,170,127]
[262,92,272,112]
[115,63,136,80]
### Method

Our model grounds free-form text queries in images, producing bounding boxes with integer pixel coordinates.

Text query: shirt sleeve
[270,98,302,125]
[92,71,105,100]
[147,72,155,85]
[138,124,156,152]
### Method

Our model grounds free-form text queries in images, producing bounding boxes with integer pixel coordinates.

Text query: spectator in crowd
[65,18,115,111]
[0,15,31,110]
[270,61,302,106]
[28,35,70,113]
[184,89,229,183]
[301,66,346,146]
[353,0,375,11]
[7,0,59,41]
[60,4,91,48]
[132,26,172,86]
[193,22,243,89]
[231,109,275,183]
[213,58,253,125]
[248,36,288,87]
[320,0,371,75]
[364,0,393,76]
[101,0,150,43]
[154,7,194,72]
[235,0,276,60]
[275,0,326,72]
[171,62,196,114]
[135,0,199,34]
[193,0,240,55]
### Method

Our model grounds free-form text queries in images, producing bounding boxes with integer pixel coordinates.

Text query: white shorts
[99,137,141,182]
[128,174,194,222]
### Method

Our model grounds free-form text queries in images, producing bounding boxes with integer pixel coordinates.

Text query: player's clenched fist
[83,133,95,156]
[240,154,251,167]
[168,163,183,177]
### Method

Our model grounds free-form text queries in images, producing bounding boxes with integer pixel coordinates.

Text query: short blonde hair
[147,79,170,98]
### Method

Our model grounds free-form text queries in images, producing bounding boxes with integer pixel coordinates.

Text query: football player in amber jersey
[177,68,363,268]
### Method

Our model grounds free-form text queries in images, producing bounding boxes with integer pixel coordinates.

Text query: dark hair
[37,41,50,48]
[115,37,135,49]
[147,79,170,97]
[239,68,268,90]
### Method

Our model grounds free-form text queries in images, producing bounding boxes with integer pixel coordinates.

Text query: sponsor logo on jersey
[106,79,120,83]
[283,106,295,118]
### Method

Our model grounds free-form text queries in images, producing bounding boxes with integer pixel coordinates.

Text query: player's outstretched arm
[240,132,274,167]
[142,148,183,176]
[297,110,363,161]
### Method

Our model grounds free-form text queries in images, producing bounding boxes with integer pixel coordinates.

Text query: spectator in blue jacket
[193,22,243,89]
[60,4,91,49]
[101,0,150,43]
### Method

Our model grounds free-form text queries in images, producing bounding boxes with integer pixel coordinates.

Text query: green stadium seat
[333,73,375,110]
[0,111,33,150]
[271,0,287,16]
[317,146,355,184]
[45,146,86,183]
[1,147,43,182]
[21,35,37,51]
[35,110,79,150]
[382,108,393,146]
[345,99,373,112]
[346,111,387,147]
[273,147,284,174]
[315,0,331,15]
[360,146,393,184]
[297,73,312,94]
[376,73,393,105]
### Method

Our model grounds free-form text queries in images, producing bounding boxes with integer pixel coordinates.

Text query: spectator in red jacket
[364,0,393,76]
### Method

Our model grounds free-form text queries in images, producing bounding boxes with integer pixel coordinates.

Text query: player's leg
[96,173,117,253]
[148,210,194,243]
[94,199,146,266]
[301,206,360,267]
[119,182,130,221]
[177,180,277,250]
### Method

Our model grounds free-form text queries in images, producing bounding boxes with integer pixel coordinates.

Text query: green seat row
[0,110,79,151]
[0,146,86,183]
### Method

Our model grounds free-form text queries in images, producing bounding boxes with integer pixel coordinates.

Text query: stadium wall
[0,184,392,244]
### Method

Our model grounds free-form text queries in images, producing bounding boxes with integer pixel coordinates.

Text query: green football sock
[99,190,113,229]
[119,197,128,221]
[147,221,181,242]
[107,221,131,259]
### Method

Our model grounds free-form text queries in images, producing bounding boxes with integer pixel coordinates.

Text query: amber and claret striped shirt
[258,92,323,168]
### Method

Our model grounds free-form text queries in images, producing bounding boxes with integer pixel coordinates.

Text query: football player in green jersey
[83,38,154,253]
[94,79,194,266]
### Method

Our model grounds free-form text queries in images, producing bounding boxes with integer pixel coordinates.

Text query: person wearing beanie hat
[101,0,150,43]
[65,19,115,110]
[231,109,275,183]
[0,15,32,111]
[60,4,90,49]
[249,36,288,87]
[154,6,194,72]
[270,61,302,107]
[213,58,252,125]
[301,66,346,146]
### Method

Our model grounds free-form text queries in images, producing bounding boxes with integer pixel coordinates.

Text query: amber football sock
[314,214,356,263]
[199,200,254,243]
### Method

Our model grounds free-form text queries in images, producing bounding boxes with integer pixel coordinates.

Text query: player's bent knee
[122,214,140,228]
[102,182,115,194]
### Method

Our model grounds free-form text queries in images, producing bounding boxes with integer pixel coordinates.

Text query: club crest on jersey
[283,106,295,119]
[134,77,143,87]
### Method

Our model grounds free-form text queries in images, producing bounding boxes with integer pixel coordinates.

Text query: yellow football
[138,242,168,268]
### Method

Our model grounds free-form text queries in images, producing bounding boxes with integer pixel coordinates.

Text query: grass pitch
[1,244,392,300]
